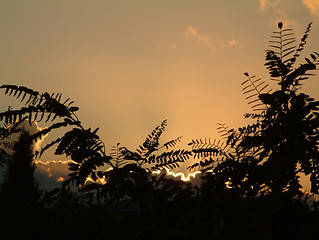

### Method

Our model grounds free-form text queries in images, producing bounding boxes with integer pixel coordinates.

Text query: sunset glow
[152,167,202,182]
[85,167,201,185]
[57,177,65,182]
[1,2,319,238]
[1,0,319,192]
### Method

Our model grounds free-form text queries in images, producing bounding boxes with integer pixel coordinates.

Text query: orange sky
[1,0,319,190]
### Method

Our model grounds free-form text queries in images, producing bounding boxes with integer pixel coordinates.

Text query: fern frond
[138,119,168,155]
[55,128,103,160]
[116,120,186,171]
[217,123,235,139]
[153,149,192,170]
[188,138,226,159]
[56,127,112,186]
[30,119,80,144]
[0,85,39,104]
[265,50,290,79]
[288,22,312,66]
[110,143,127,168]
[192,148,223,159]
[284,58,317,90]
[120,147,142,162]
[0,85,79,124]
[243,112,265,119]
[37,138,62,158]
[0,106,36,125]
[242,73,271,111]
[238,123,261,136]
[265,22,314,90]
[79,156,107,185]
[162,136,183,149]
[42,92,73,121]
[265,23,297,84]
[268,22,297,64]
[187,157,219,172]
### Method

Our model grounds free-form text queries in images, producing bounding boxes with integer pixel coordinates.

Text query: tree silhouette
[1,131,39,205]
[0,86,193,216]
[1,21,319,239]
[188,22,319,199]
[76,120,194,216]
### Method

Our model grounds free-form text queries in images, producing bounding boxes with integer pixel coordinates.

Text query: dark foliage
[189,22,319,199]
[0,131,40,205]
[77,120,194,216]
[116,120,191,171]
[1,22,319,239]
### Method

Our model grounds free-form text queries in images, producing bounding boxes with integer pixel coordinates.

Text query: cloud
[184,26,215,51]
[228,39,241,48]
[184,27,241,52]
[258,0,298,28]
[35,160,72,190]
[259,0,267,11]
[259,0,280,12]
[303,0,319,21]
[269,9,298,28]
[153,167,201,183]
[168,43,176,51]
[156,42,177,53]
[27,121,48,151]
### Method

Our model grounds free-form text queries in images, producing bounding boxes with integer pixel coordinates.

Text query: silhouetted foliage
[189,22,319,200]
[0,131,40,205]
[1,21,319,240]
[0,85,194,218]
[77,120,194,216]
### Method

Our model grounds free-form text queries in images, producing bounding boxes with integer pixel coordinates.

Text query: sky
[1,0,319,190]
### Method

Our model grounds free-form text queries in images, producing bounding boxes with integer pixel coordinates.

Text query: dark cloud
[35,160,72,190]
